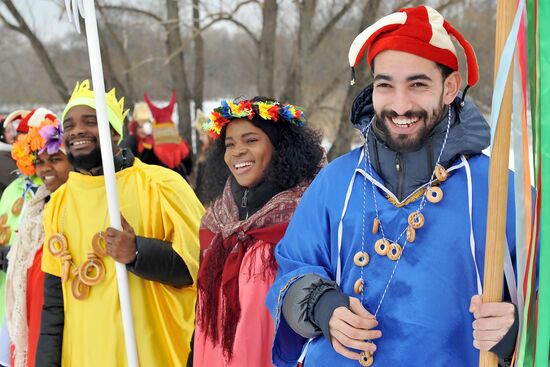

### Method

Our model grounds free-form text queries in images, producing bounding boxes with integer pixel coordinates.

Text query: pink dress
[194,242,276,367]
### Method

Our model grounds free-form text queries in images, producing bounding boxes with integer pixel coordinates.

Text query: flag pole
[66,0,139,365]
[480,0,516,366]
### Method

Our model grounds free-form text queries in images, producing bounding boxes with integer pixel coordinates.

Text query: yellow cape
[42,159,204,366]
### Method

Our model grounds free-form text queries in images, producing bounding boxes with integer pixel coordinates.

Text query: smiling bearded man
[373,57,448,153]
[36,80,204,367]
[64,107,103,172]
[267,5,520,367]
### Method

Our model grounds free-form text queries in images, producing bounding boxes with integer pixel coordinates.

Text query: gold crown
[65,80,129,124]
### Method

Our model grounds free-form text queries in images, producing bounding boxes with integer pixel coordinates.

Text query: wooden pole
[480,0,516,366]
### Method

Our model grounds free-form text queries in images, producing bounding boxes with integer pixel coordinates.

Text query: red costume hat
[4,108,56,134]
[143,91,190,170]
[18,108,57,133]
[3,110,29,132]
[348,5,478,88]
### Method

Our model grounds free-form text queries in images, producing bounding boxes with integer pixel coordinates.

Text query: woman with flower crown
[194,96,325,366]
[3,114,70,367]
[0,109,58,367]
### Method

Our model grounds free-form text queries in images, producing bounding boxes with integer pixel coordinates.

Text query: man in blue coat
[267,5,518,367]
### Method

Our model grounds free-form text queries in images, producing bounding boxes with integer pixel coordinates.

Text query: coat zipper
[396,153,404,200]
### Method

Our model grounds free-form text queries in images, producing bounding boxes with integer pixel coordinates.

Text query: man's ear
[442,71,462,105]
[110,126,121,144]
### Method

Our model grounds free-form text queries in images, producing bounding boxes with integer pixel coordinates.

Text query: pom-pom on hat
[348,5,478,88]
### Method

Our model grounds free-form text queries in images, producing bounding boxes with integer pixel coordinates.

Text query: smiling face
[35,151,71,192]
[62,105,120,171]
[372,50,461,152]
[223,119,274,188]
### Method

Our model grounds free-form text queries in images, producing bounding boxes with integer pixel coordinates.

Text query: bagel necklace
[355,107,452,366]
[47,208,109,300]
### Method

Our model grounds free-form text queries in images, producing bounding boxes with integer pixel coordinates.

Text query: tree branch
[435,0,463,13]
[0,9,20,32]
[123,56,166,75]
[163,0,262,64]
[216,16,260,45]
[0,0,68,101]
[309,0,355,53]
[232,0,260,14]
[200,0,259,20]
[100,4,163,23]
[306,66,348,111]
[200,0,261,42]
[91,4,130,101]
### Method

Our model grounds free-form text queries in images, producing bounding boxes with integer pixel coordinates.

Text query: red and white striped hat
[348,5,478,87]
[17,108,57,134]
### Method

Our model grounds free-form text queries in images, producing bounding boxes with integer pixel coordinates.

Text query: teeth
[71,140,92,146]
[392,117,418,127]
[235,162,253,169]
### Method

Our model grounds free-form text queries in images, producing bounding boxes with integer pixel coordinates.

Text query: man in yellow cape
[37,80,204,366]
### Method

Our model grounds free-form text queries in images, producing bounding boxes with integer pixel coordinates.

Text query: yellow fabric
[41,159,204,366]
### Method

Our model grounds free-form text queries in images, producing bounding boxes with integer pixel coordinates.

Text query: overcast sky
[11,0,72,41]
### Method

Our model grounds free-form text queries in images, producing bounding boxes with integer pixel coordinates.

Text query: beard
[376,99,447,153]
[67,145,103,171]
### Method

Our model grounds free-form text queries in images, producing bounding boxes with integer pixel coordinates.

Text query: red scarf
[197,179,308,360]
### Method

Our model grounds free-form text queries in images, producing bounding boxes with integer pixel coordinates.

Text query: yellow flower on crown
[61,80,128,140]
[228,100,240,115]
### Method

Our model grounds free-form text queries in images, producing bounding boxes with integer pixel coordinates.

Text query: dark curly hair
[201,96,323,205]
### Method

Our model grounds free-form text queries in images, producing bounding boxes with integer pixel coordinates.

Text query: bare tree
[97,2,137,103]
[165,0,192,141]
[0,0,69,101]
[279,0,356,105]
[327,0,382,161]
[279,0,315,105]
[257,0,277,97]
[73,14,132,104]
[58,2,193,141]
[0,0,492,160]
[203,0,278,98]
[193,0,204,112]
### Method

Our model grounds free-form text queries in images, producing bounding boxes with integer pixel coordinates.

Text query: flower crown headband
[203,99,306,139]
[11,118,64,176]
